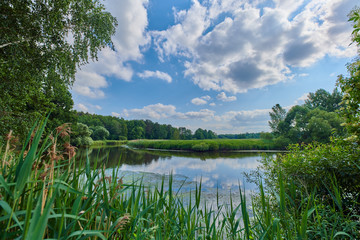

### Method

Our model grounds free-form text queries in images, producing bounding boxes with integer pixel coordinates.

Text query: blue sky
[72,0,359,134]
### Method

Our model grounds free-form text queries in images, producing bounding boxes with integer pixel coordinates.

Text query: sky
[72,0,359,134]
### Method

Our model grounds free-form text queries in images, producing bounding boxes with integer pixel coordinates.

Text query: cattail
[2,130,13,168]
[56,123,71,139]
[63,142,76,160]
[115,214,131,231]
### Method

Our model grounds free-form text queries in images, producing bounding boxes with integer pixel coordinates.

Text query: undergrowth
[1,119,359,239]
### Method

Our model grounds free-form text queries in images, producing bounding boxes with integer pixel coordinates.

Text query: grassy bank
[1,120,359,239]
[127,139,278,151]
[91,140,128,147]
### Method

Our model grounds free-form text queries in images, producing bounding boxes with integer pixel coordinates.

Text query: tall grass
[128,139,278,152]
[1,120,359,239]
[91,140,128,148]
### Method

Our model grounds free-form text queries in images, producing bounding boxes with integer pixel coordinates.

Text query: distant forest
[72,87,345,147]
[217,133,261,139]
[74,112,218,144]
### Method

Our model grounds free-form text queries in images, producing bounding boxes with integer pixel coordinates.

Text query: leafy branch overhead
[0,0,117,139]
[336,7,360,144]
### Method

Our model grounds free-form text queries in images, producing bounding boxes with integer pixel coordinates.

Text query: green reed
[0,120,359,239]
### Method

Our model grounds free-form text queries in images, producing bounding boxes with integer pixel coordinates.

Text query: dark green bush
[259,138,360,214]
[191,143,209,151]
[119,136,127,140]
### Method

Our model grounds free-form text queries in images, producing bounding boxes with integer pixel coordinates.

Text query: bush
[274,136,291,149]
[119,135,127,140]
[258,138,360,214]
[191,142,209,151]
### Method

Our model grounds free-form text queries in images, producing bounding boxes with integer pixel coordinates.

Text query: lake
[77,146,272,207]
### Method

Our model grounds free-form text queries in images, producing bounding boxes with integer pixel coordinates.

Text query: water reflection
[77,146,271,192]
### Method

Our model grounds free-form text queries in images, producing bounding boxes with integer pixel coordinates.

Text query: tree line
[71,112,217,146]
[268,88,345,146]
[218,133,261,139]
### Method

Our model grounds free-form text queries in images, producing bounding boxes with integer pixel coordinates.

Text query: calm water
[77,146,272,206]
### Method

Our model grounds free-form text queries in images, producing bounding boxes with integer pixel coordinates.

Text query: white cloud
[191,95,211,105]
[184,109,215,121]
[299,73,309,77]
[138,70,172,83]
[112,112,121,117]
[121,102,312,133]
[294,93,309,105]
[74,0,150,98]
[122,103,215,121]
[153,0,357,94]
[75,103,89,112]
[191,98,207,105]
[123,103,178,119]
[121,102,274,132]
[73,71,108,98]
[216,92,237,102]
[74,103,103,113]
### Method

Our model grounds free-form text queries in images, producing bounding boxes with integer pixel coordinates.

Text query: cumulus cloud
[75,103,89,112]
[74,103,102,113]
[191,95,211,105]
[73,71,108,98]
[191,98,207,105]
[112,112,121,117]
[123,103,178,119]
[294,93,309,105]
[216,92,237,102]
[119,102,275,132]
[138,70,172,83]
[73,0,150,98]
[121,103,215,121]
[153,0,357,93]
[299,73,309,77]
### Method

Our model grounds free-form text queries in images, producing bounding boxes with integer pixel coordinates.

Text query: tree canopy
[337,7,360,144]
[269,88,345,146]
[0,0,117,139]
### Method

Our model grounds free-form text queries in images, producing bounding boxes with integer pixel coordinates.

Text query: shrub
[119,135,127,140]
[258,138,360,215]
[191,142,209,151]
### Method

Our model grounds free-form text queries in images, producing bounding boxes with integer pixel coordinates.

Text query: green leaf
[15,118,48,198]
[0,175,13,199]
[0,200,23,230]
[67,230,107,239]
[24,186,56,240]
[333,231,351,238]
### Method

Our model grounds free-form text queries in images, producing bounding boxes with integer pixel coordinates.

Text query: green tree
[268,104,287,136]
[206,130,217,139]
[129,126,144,140]
[337,7,360,143]
[0,0,117,139]
[92,126,110,141]
[71,123,93,147]
[171,128,180,140]
[304,88,343,112]
[194,128,205,139]
[179,127,192,140]
[260,132,274,141]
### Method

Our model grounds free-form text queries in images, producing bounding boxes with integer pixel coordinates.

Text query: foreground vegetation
[127,139,278,151]
[1,120,359,239]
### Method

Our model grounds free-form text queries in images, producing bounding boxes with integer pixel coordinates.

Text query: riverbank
[1,121,359,239]
[91,139,128,147]
[127,139,279,151]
